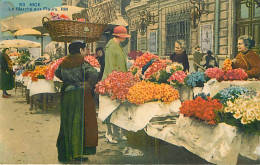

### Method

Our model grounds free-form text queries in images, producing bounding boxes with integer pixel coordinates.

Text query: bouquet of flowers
[148,62,184,84]
[127,81,179,105]
[223,68,248,81]
[165,62,184,73]
[95,71,140,102]
[84,55,101,68]
[50,12,69,20]
[132,52,160,68]
[130,53,172,83]
[143,59,170,80]
[45,57,65,80]
[167,71,187,86]
[205,68,224,82]
[30,66,48,82]
[220,97,260,134]
[180,96,223,125]
[185,71,208,87]
[223,58,232,71]
[22,70,32,77]
[9,52,21,57]
[212,85,255,105]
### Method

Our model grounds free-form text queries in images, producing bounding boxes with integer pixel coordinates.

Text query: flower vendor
[170,40,189,72]
[55,42,99,162]
[232,35,260,79]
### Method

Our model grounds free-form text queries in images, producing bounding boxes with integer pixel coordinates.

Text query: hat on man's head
[195,45,200,49]
[112,26,131,38]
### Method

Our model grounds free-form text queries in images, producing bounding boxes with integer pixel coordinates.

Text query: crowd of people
[0,25,260,163]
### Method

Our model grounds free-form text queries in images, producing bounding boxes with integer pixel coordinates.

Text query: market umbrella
[0,39,40,48]
[0,5,84,32]
[13,28,49,56]
[1,5,83,56]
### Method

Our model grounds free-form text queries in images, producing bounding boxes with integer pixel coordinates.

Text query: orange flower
[223,58,232,71]
[127,81,179,105]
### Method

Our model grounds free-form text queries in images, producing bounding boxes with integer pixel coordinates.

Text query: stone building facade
[126,0,260,70]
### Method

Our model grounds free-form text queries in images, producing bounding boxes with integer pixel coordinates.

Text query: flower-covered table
[110,100,181,132]
[202,79,260,97]
[29,79,55,96]
[145,115,260,164]
[98,95,181,132]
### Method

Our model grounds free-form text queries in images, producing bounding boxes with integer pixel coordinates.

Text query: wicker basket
[42,17,107,43]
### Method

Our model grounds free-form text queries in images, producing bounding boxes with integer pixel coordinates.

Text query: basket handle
[42,17,50,24]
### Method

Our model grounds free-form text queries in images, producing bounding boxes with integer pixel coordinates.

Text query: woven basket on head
[42,17,107,43]
[42,0,117,43]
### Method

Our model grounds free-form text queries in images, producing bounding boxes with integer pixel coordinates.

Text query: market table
[202,79,260,97]
[145,115,260,165]
[29,79,56,111]
[109,100,181,132]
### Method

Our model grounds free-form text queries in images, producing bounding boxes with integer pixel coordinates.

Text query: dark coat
[204,55,218,69]
[170,51,190,71]
[55,54,99,161]
[96,55,105,80]
[0,53,14,90]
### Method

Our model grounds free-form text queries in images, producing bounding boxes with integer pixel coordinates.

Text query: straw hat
[112,26,131,38]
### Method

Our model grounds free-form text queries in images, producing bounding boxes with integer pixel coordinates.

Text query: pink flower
[84,55,101,68]
[167,71,187,84]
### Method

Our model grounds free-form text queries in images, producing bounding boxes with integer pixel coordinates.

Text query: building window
[237,0,260,54]
[165,10,191,55]
[130,31,137,51]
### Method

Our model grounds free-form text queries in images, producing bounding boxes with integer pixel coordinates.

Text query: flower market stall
[95,54,260,164]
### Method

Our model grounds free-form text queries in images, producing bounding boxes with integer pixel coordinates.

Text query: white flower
[241,118,248,125]
[233,113,242,119]
[256,115,260,121]
[224,107,232,113]
[166,66,172,73]
[227,101,234,107]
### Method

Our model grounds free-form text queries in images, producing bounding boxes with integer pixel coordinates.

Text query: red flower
[95,71,140,102]
[84,55,101,68]
[180,97,223,125]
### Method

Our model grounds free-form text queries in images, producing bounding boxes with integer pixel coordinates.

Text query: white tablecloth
[203,79,260,97]
[146,115,242,164]
[110,100,181,132]
[29,79,55,96]
[98,95,121,121]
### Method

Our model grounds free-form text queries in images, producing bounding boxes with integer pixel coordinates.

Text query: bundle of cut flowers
[205,68,224,82]
[223,68,248,81]
[130,53,172,82]
[219,96,260,134]
[22,70,32,77]
[9,52,21,57]
[223,58,232,71]
[180,96,223,125]
[50,12,69,20]
[212,85,256,105]
[45,57,65,80]
[127,81,179,105]
[95,71,140,102]
[167,70,187,86]
[184,71,209,87]
[84,55,101,68]
[148,62,184,84]
[30,66,49,82]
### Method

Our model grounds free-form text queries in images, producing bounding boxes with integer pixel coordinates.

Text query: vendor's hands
[231,59,238,63]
